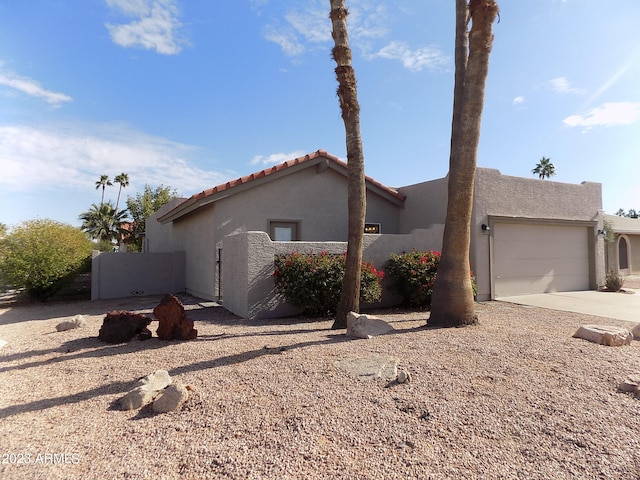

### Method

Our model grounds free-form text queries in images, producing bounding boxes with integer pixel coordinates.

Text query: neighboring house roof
[158,149,406,223]
[603,213,640,234]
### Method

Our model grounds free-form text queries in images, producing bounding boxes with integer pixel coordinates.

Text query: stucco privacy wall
[473,168,604,299]
[91,251,185,300]
[149,165,403,301]
[222,228,443,320]
[144,198,185,253]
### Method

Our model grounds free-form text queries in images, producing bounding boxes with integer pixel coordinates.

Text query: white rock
[573,325,633,347]
[119,386,161,411]
[153,383,189,413]
[119,370,172,410]
[0,339,7,349]
[346,312,395,339]
[133,370,172,391]
[56,315,87,332]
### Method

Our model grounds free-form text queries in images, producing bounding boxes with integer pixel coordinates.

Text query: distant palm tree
[532,157,556,179]
[114,173,130,210]
[95,175,113,205]
[79,202,128,244]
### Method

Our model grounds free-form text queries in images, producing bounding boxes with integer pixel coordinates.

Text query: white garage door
[493,223,590,297]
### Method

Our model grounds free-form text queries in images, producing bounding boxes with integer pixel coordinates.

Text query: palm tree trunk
[329,0,366,329]
[115,187,122,211]
[429,0,499,328]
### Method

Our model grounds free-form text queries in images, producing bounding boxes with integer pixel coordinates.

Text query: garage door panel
[495,241,588,260]
[493,223,590,297]
[496,258,589,277]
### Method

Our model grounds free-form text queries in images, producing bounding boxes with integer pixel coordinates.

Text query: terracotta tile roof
[192,149,403,201]
[159,149,405,223]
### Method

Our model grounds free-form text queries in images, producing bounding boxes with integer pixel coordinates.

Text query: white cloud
[563,102,640,129]
[512,96,525,105]
[371,41,448,72]
[0,123,229,195]
[0,68,72,106]
[285,9,331,44]
[105,0,185,55]
[264,27,305,57]
[263,6,329,57]
[261,1,397,60]
[250,150,306,166]
[260,1,447,72]
[549,76,585,94]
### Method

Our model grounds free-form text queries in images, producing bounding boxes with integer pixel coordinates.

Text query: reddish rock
[98,310,152,344]
[153,294,198,340]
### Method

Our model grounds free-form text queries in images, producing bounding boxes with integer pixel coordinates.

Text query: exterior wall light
[481,224,491,234]
[597,229,606,237]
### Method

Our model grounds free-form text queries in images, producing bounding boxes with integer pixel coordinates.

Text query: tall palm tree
[429,0,499,328]
[532,157,556,179]
[95,175,113,205]
[114,173,130,210]
[329,0,367,329]
[79,202,128,244]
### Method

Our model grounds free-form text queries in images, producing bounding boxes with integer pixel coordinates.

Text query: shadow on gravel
[0,331,352,420]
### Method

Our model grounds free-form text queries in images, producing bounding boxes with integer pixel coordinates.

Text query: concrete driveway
[497,289,640,323]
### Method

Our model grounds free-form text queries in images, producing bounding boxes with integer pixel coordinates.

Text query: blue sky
[1,0,639,228]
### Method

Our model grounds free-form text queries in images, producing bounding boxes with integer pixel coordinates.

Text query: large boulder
[346,311,395,339]
[153,294,197,341]
[573,325,633,347]
[98,310,152,343]
[119,370,172,411]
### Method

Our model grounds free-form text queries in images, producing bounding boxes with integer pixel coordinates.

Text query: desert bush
[604,271,624,292]
[0,219,93,299]
[273,251,384,316]
[385,250,477,307]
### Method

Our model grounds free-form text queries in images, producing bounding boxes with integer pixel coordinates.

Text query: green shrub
[273,251,384,316]
[605,271,624,292]
[0,219,93,300]
[385,250,477,307]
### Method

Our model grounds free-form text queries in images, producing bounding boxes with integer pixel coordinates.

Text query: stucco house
[141,149,605,313]
[603,213,640,276]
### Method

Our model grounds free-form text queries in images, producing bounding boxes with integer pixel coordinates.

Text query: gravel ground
[1,289,640,480]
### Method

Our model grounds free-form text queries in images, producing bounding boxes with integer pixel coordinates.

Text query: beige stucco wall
[145,198,185,253]
[392,168,604,300]
[146,165,604,306]
[397,176,448,233]
[223,229,444,319]
[149,165,403,301]
[91,251,185,300]
[473,168,604,299]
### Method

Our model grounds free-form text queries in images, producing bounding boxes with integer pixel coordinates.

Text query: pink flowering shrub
[273,251,384,316]
[385,250,477,307]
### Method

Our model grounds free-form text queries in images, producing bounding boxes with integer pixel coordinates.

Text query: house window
[269,221,299,241]
[364,223,381,234]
